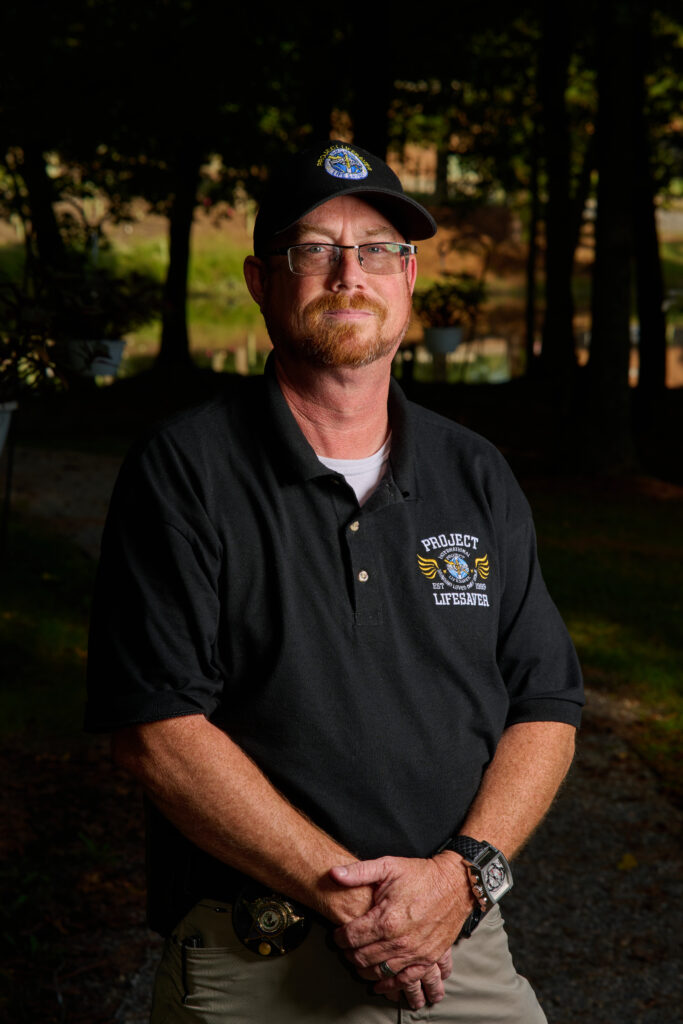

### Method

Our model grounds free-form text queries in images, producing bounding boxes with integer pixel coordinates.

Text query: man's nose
[329,247,365,288]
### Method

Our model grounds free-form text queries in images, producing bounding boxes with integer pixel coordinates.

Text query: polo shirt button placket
[345,515,380,622]
[349,523,370,583]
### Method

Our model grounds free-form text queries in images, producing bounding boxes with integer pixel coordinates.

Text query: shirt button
[358,570,369,583]
[349,520,360,532]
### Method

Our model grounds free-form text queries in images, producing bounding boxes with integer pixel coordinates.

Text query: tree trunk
[434,143,450,205]
[349,75,393,158]
[20,143,67,272]
[538,3,576,397]
[632,3,667,413]
[570,132,595,258]
[634,165,666,407]
[309,100,334,140]
[156,145,202,373]
[586,0,637,472]
[525,114,541,376]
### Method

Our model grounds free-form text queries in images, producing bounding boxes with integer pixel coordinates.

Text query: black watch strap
[441,835,487,862]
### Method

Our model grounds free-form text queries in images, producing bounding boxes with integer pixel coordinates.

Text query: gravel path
[8,445,683,1023]
[508,712,682,1024]
[9,444,122,559]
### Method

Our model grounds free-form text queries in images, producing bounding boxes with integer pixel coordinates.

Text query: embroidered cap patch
[319,145,370,180]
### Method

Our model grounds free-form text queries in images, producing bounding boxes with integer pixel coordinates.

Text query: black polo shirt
[86,360,583,933]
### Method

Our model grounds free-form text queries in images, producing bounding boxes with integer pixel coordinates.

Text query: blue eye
[363,243,403,255]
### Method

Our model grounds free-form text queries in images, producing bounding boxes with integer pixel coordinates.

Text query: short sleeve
[497,511,584,728]
[85,436,224,732]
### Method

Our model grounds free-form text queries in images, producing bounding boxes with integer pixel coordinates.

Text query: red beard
[288,293,400,369]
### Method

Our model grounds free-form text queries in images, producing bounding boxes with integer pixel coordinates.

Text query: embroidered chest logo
[417,531,491,608]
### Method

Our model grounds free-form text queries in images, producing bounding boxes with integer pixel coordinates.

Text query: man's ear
[244,255,267,307]
[406,254,418,295]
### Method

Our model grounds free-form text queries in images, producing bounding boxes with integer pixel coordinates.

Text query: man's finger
[333,909,388,951]
[373,963,445,1007]
[412,962,445,1005]
[342,940,403,969]
[399,979,427,1011]
[330,858,388,888]
[437,947,453,980]
[374,960,437,991]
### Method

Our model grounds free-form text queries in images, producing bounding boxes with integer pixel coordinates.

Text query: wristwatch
[436,835,513,937]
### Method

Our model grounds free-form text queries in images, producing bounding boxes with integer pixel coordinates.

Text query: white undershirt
[318,434,392,506]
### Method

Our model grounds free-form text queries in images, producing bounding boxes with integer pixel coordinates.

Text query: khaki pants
[151,900,547,1024]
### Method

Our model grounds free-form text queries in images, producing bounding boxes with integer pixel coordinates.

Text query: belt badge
[232,884,310,957]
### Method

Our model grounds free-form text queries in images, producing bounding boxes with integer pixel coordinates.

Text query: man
[86,140,584,1023]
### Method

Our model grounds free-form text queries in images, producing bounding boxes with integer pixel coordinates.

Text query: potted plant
[412,273,487,354]
[50,267,160,377]
[0,329,62,453]
[0,277,65,456]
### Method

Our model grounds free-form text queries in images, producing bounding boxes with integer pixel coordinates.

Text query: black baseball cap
[253,140,437,253]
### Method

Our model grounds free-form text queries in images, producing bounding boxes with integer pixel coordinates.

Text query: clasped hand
[329,853,474,1009]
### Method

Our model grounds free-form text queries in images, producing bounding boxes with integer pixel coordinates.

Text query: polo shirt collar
[262,353,418,499]
[263,355,331,484]
[387,377,418,500]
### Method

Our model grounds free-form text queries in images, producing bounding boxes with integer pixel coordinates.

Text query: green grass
[661,240,683,322]
[102,228,263,359]
[526,480,683,800]
[0,228,262,363]
[101,237,168,281]
[0,513,94,741]
[0,242,27,285]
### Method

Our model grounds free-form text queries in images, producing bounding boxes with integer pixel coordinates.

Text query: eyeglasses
[268,242,417,276]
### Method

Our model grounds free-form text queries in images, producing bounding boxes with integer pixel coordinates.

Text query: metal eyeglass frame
[267,242,418,276]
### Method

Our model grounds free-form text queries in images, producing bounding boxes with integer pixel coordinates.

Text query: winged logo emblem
[417,554,439,579]
[474,554,490,580]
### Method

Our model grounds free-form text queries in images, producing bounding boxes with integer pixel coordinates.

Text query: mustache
[305,294,387,316]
